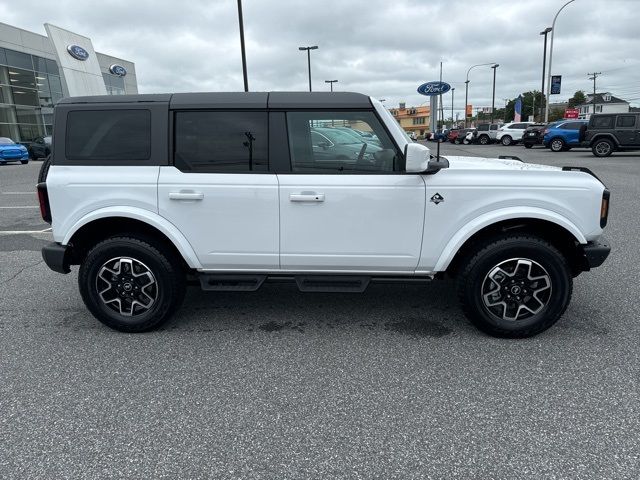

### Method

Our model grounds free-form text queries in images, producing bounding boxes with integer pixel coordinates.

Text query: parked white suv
[496,122,536,146]
[38,92,611,337]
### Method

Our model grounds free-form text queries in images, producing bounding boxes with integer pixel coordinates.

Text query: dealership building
[0,22,138,142]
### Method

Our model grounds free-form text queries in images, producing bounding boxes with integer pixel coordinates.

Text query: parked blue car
[0,137,29,164]
[543,120,588,152]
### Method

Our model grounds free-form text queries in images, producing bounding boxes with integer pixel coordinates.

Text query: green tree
[568,90,586,108]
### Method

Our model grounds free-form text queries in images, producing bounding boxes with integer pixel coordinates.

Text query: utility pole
[540,27,552,121]
[299,46,318,92]
[451,87,455,127]
[490,64,499,123]
[324,79,338,92]
[587,72,602,116]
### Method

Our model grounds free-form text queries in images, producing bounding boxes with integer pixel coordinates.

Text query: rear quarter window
[66,110,151,161]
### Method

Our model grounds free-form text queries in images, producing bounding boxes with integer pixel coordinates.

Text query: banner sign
[466,104,473,117]
[564,108,579,119]
[551,75,562,95]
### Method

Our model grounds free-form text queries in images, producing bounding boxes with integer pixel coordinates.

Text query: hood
[442,155,562,172]
[0,144,27,151]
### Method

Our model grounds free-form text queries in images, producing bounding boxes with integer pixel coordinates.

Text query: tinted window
[174,111,267,172]
[287,111,400,173]
[477,124,489,131]
[66,110,151,161]
[591,116,613,128]
[559,122,584,130]
[490,124,499,130]
[616,115,636,128]
[5,49,33,70]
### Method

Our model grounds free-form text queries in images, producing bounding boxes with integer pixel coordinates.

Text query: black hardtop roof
[57,91,372,109]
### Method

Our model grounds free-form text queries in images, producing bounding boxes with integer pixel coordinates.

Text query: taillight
[600,189,610,228]
[36,182,51,223]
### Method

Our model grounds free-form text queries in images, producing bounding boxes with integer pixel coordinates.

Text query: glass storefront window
[0,123,20,141]
[0,104,17,123]
[51,91,63,105]
[16,106,40,124]
[33,56,48,74]
[0,48,7,66]
[11,87,39,106]
[0,85,13,104]
[45,59,59,75]
[5,49,33,70]
[7,68,37,89]
[0,66,9,86]
[18,123,45,141]
[48,74,63,94]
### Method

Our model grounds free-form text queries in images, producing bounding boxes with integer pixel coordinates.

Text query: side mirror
[318,141,330,150]
[405,142,448,174]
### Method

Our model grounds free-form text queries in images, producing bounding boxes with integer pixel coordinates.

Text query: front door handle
[289,193,325,202]
[169,191,204,201]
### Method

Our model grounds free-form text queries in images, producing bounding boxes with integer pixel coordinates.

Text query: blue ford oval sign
[417,81,451,96]
[109,64,127,77]
[67,44,89,61]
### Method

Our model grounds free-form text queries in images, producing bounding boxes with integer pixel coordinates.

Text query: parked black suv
[582,113,640,157]
[522,124,547,149]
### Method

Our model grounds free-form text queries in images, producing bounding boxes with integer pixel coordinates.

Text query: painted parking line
[0,206,40,209]
[0,228,52,235]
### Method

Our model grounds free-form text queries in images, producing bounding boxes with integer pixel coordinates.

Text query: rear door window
[591,116,613,128]
[66,110,151,161]
[174,111,268,172]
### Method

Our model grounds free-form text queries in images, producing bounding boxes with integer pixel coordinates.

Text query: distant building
[389,102,430,137]
[577,92,629,119]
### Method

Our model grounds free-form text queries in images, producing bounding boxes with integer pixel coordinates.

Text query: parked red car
[447,129,461,143]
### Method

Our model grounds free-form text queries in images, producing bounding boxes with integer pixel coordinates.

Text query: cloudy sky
[1,0,638,115]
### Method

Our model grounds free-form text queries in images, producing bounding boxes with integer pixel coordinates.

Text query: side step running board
[295,275,370,293]
[199,274,266,291]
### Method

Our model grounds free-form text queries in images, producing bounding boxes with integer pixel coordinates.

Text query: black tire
[37,154,52,183]
[550,137,565,152]
[524,143,533,149]
[592,138,614,157]
[501,135,513,146]
[78,236,186,332]
[20,160,28,164]
[456,234,572,338]
[479,135,490,145]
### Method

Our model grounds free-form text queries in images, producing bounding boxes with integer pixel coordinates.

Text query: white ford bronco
[38,92,611,337]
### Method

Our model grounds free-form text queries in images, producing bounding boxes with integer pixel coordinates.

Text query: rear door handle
[289,193,325,202]
[169,191,204,201]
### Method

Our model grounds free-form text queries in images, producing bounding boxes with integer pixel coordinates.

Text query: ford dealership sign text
[417,81,451,96]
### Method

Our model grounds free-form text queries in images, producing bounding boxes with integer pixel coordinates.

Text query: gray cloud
[1,0,638,114]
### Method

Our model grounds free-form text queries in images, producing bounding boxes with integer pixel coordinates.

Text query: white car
[496,122,536,146]
[38,92,611,338]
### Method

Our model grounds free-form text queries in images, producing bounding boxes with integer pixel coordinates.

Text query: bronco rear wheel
[79,236,186,332]
[456,234,572,338]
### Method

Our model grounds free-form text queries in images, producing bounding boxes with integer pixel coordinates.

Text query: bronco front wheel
[456,234,572,338]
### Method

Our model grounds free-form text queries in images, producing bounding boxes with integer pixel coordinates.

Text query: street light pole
[539,27,552,121]
[544,0,576,122]
[464,62,496,128]
[491,64,499,123]
[236,0,249,92]
[324,79,338,92]
[451,87,455,127]
[299,45,318,92]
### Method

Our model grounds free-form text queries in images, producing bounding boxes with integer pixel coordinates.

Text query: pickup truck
[37,92,611,337]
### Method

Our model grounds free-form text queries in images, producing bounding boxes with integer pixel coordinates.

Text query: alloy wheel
[481,258,552,321]
[96,257,158,316]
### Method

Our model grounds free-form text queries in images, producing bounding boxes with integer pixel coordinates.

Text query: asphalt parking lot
[1,145,639,479]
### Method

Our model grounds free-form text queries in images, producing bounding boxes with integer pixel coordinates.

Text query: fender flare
[62,206,202,269]
[589,133,619,147]
[433,207,587,272]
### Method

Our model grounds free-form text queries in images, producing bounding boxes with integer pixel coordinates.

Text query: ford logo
[109,64,127,77]
[417,81,451,96]
[67,44,89,61]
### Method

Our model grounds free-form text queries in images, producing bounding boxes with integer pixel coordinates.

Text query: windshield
[0,137,16,145]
